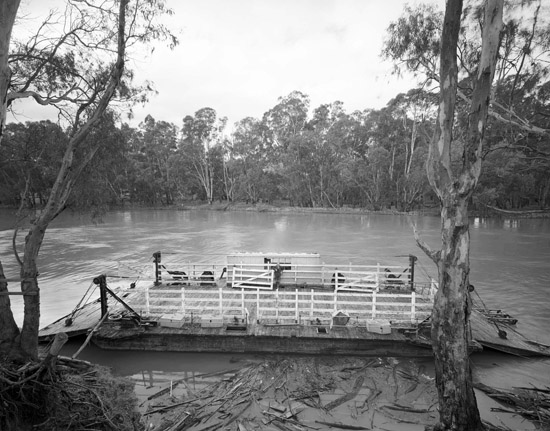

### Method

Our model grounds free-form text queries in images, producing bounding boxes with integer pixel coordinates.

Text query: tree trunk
[419,0,503,430]
[19,218,53,359]
[0,0,23,357]
[10,0,129,360]
[0,261,20,353]
[431,195,482,430]
[0,0,21,140]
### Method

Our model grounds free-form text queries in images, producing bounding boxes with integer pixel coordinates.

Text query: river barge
[39,251,550,357]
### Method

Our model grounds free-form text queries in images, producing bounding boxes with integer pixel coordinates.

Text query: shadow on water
[59,339,256,408]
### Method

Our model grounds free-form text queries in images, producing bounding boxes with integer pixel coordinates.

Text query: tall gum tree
[0,1,21,352]
[412,0,504,429]
[0,0,176,360]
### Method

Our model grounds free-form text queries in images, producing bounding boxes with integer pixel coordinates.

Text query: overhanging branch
[7,87,80,105]
[410,218,440,265]
[457,88,548,136]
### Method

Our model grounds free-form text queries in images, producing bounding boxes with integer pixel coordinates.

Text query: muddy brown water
[1,209,549,429]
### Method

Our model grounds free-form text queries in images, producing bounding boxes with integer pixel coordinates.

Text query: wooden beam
[0,291,38,296]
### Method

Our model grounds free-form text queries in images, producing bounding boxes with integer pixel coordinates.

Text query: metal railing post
[409,255,417,289]
[94,275,108,317]
[153,251,162,286]
[181,287,185,315]
[145,285,150,315]
[295,289,299,322]
[310,289,314,319]
[411,291,416,322]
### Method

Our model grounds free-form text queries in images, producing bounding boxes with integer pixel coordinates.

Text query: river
[1,208,549,418]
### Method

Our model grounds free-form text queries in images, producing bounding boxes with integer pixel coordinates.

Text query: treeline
[1,89,549,212]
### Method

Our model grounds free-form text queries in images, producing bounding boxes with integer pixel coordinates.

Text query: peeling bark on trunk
[0,0,20,140]
[431,196,482,430]
[422,0,503,430]
[0,0,23,357]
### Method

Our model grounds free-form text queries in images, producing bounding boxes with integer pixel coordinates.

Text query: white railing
[231,267,274,290]
[160,263,225,285]
[126,286,435,326]
[118,257,417,294]
[227,262,412,292]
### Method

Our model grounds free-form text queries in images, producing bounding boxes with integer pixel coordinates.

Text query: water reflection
[503,218,519,229]
[59,341,257,408]
[274,216,288,232]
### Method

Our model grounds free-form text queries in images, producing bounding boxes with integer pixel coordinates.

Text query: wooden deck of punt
[39,298,103,340]
[469,309,550,356]
[38,289,550,357]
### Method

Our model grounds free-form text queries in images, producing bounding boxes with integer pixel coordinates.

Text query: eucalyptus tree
[0,0,176,360]
[283,132,318,207]
[308,101,350,208]
[231,116,273,203]
[345,145,391,210]
[385,89,436,210]
[262,91,310,150]
[262,91,310,204]
[384,0,504,429]
[383,0,550,142]
[72,114,135,210]
[180,107,227,204]
[135,115,179,205]
[0,120,68,206]
[0,0,19,139]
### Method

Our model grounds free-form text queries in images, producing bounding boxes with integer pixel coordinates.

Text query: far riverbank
[179,200,550,219]
[2,201,549,226]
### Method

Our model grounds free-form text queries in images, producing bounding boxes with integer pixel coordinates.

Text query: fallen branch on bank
[475,382,550,427]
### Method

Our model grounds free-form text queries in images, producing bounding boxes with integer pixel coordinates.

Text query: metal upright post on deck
[409,255,417,290]
[94,275,108,317]
[411,291,416,322]
[153,251,162,286]
[310,289,314,319]
[295,289,299,323]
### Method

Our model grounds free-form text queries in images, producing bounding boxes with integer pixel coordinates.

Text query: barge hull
[91,323,433,357]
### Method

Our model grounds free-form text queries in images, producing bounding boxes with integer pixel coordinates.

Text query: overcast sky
[14,0,442,128]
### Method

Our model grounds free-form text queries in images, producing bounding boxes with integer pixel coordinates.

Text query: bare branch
[7,87,81,105]
[456,89,548,135]
[409,218,440,264]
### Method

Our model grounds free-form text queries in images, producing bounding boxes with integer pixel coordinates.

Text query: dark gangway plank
[470,309,550,357]
[39,300,102,341]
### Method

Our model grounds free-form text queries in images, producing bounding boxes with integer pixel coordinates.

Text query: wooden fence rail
[127,286,434,325]
[117,259,418,293]
[227,262,408,292]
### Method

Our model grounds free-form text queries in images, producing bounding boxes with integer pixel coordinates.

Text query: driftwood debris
[314,420,370,430]
[475,382,550,427]
[324,375,365,410]
[142,357,439,431]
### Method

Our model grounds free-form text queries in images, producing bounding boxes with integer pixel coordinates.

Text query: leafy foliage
[4,83,548,212]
